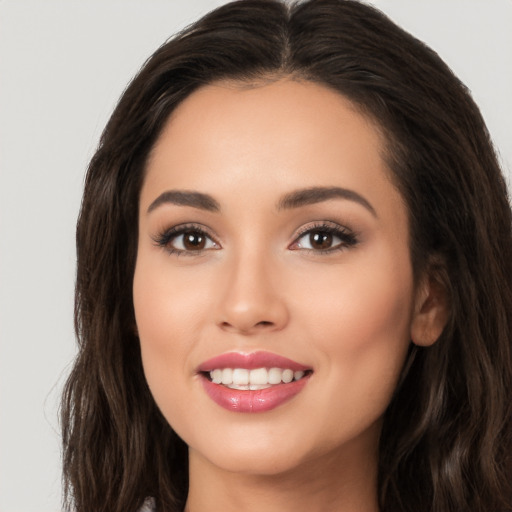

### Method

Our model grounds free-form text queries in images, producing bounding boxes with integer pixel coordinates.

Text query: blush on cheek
[139,339,188,419]
[312,267,413,404]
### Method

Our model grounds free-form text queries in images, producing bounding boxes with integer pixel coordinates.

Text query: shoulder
[138,497,156,512]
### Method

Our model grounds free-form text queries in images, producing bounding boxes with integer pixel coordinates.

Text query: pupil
[310,231,332,249]
[183,231,205,250]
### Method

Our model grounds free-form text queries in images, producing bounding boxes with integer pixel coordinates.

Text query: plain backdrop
[0,1,510,511]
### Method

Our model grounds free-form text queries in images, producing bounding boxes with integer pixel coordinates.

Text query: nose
[216,252,289,335]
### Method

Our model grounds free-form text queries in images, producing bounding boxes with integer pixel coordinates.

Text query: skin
[133,79,446,512]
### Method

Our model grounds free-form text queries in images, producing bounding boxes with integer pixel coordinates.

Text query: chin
[181,417,312,476]
[193,441,311,477]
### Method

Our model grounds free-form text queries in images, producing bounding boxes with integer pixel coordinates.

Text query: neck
[184,426,380,512]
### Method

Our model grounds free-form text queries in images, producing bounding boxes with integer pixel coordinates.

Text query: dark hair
[62,1,512,511]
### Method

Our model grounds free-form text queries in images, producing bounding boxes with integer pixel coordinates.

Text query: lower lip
[200,374,310,413]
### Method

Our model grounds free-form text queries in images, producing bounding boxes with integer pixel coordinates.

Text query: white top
[139,497,156,512]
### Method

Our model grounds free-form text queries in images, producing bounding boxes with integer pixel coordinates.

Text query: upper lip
[197,351,311,372]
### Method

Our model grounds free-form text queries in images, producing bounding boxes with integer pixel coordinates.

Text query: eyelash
[153,222,358,256]
[152,223,219,257]
[291,222,358,254]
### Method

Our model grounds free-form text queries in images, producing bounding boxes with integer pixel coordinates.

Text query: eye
[172,230,217,251]
[153,225,219,255]
[290,223,357,253]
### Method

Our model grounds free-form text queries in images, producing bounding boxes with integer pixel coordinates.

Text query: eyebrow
[147,186,376,217]
[147,190,220,214]
[277,186,377,217]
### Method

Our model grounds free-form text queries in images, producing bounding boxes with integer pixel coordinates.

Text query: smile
[197,352,313,413]
[208,367,307,390]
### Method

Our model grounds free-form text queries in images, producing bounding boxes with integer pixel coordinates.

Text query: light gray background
[1,1,510,511]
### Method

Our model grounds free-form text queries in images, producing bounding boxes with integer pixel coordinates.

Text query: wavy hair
[62,1,512,511]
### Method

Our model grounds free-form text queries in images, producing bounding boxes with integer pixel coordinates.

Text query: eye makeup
[152,223,220,256]
[152,219,358,258]
[289,221,358,254]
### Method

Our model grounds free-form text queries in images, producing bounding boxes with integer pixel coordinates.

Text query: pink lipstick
[197,351,312,413]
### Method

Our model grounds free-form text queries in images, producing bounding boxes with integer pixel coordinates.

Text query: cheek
[132,255,209,410]
[133,254,210,345]
[296,252,414,415]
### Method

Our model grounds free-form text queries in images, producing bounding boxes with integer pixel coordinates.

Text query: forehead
[141,79,404,224]
[149,79,386,165]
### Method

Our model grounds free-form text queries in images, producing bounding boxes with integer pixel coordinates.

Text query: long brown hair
[62,1,512,511]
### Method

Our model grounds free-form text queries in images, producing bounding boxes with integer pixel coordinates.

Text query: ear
[411,268,450,347]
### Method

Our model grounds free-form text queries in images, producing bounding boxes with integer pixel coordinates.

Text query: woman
[61,1,512,511]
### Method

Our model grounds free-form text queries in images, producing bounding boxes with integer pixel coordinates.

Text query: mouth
[202,367,312,390]
[197,351,313,413]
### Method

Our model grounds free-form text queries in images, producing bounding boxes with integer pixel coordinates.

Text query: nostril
[220,320,274,332]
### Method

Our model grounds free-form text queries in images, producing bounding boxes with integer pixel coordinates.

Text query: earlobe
[411,271,450,347]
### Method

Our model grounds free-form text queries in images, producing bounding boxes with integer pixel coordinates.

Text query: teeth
[208,367,308,387]
[232,368,249,386]
[282,369,293,383]
[221,368,233,385]
[268,367,282,385]
[249,368,268,385]
[211,369,222,384]
[294,370,305,380]
[249,384,268,390]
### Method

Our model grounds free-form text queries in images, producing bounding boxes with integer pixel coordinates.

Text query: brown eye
[291,224,357,253]
[182,231,207,250]
[158,227,219,254]
[309,231,333,250]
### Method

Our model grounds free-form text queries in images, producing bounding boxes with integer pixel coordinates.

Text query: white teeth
[221,368,233,385]
[227,384,250,390]
[268,367,282,384]
[211,369,222,384]
[294,370,305,381]
[232,368,249,386]
[249,384,268,390]
[208,367,308,387]
[249,368,268,385]
[282,369,293,383]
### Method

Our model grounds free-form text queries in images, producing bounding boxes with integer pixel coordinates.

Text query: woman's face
[133,79,432,477]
